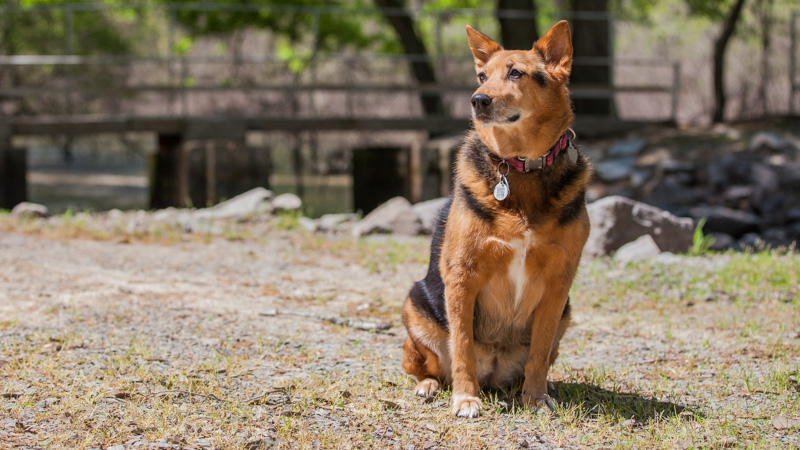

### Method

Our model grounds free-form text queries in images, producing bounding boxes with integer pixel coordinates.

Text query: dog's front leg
[444,279,483,418]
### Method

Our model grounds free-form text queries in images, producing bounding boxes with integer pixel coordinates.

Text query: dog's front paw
[522,393,556,411]
[414,378,440,397]
[451,394,483,418]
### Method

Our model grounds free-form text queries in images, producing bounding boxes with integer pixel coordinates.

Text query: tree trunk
[568,0,614,117]
[373,0,445,118]
[712,0,747,123]
[496,0,538,50]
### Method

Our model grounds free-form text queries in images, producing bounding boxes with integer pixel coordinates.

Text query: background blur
[0,0,797,217]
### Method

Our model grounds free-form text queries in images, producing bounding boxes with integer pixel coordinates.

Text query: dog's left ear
[533,20,572,83]
[466,25,502,68]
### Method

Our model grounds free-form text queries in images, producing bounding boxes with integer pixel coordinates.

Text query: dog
[401,21,591,418]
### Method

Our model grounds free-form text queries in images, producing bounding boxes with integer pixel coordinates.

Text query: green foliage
[690,217,716,256]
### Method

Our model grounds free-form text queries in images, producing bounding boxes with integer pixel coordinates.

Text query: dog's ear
[533,20,572,83]
[466,25,502,67]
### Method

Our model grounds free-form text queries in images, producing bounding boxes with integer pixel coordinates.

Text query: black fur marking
[562,297,571,318]
[459,182,495,223]
[463,133,496,185]
[532,71,547,87]
[408,196,452,331]
[547,154,586,201]
[557,188,586,226]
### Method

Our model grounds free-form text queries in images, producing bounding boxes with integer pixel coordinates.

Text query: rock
[351,197,422,237]
[750,132,788,152]
[630,168,652,189]
[688,205,760,238]
[607,137,646,158]
[196,187,273,220]
[298,217,317,232]
[751,163,779,191]
[10,202,49,219]
[613,234,661,264]
[787,207,800,224]
[595,158,636,182]
[317,213,359,232]
[652,252,685,265]
[584,196,695,258]
[639,174,697,216]
[708,232,736,251]
[412,197,449,234]
[738,232,762,250]
[271,193,302,213]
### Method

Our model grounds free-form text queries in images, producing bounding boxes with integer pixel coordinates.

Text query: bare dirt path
[1,225,798,449]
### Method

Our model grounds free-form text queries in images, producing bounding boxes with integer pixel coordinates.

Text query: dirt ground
[0,220,798,449]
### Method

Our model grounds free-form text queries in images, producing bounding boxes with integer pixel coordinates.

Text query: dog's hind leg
[402,299,445,397]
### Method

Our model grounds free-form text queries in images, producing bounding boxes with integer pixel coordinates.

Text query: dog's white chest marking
[506,232,533,310]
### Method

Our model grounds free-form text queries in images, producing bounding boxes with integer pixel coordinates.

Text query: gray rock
[751,163,779,191]
[352,197,422,237]
[708,232,736,251]
[298,217,318,232]
[652,252,685,265]
[271,192,302,213]
[317,213,359,232]
[688,205,760,238]
[10,202,49,219]
[787,207,800,224]
[584,196,695,258]
[630,168,653,189]
[595,158,636,182]
[196,187,273,220]
[412,197,449,234]
[613,234,661,264]
[607,137,646,158]
[749,132,788,152]
[738,232,763,250]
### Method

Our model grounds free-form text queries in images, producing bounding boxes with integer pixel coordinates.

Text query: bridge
[0,3,681,211]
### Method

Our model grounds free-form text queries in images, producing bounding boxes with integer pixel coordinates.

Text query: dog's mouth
[474,111,522,127]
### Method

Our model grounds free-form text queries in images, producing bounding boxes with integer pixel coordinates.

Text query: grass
[1,216,799,448]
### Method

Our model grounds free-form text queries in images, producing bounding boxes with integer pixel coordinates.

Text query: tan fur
[402,21,590,418]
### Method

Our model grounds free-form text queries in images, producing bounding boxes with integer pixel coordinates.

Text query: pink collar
[500,132,571,172]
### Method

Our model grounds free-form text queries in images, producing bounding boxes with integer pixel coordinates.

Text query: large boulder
[352,197,422,237]
[412,197,449,234]
[584,196,695,258]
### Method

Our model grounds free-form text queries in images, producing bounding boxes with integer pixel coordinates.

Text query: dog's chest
[475,231,546,345]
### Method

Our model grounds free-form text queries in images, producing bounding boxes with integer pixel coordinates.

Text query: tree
[710,0,747,122]
[373,0,446,118]
[496,0,539,50]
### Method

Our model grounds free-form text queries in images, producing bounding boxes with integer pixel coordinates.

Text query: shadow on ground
[488,381,697,423]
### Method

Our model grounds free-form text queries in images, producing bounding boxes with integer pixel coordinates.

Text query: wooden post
[150,133,186,209]
[408,141,422,204]
[0,123,10,209]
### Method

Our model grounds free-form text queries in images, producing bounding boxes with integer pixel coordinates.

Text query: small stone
[271,193,302,213]
[614,235,661,264]
[719,436,737,447]
[107,446,125,450]
[352,197,422,237]
[298,217,317,232]
[10,202,49,219]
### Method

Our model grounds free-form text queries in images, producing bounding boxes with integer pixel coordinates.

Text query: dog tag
[567,144,578,164]
[493,177,509,201]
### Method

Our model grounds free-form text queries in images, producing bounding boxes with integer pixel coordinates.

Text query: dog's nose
[471,93,492,112]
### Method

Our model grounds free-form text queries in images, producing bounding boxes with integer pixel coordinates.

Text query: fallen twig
[150,389,224,402]
[259,309,391,331]
[244,388,292,405]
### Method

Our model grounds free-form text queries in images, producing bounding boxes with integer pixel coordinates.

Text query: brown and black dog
[401,21,591,418]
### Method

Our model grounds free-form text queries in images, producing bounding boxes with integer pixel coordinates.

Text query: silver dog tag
[493,177,509,201]
[567,144,578,164]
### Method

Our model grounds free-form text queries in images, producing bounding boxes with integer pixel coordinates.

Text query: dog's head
[466,21,573,158]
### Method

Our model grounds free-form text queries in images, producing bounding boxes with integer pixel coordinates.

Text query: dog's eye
[508,68,525,80]
[478,73,486,84]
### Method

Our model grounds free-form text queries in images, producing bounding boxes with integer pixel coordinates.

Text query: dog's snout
[471,93,492,112]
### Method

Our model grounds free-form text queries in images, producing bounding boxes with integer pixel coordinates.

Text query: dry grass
[1,215,799,449]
